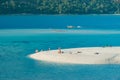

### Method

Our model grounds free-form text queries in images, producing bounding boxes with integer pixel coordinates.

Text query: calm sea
[1,15,120,80]
[1,15,120,29]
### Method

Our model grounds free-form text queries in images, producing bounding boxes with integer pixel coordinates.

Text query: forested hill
[0,0,120,15]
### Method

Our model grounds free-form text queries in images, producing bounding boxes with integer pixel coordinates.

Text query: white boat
[67,25,74,29]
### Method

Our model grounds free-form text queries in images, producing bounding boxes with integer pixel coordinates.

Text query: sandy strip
[29,47,120,64]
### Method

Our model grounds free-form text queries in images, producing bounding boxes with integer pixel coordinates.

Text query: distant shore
[29,47,120,64]
[1,14,120,16]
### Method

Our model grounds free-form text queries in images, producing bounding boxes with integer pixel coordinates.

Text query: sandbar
[29,47,120,64]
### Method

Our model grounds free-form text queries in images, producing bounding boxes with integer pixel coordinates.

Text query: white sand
[29,47,120,64]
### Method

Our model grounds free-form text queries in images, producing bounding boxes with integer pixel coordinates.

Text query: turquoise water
[1,29,120,80]
[1,15,120,80]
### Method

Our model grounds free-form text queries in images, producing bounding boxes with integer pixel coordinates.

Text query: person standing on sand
[58,47,61,54]
[48,48,50,51]
[35,49,38,53]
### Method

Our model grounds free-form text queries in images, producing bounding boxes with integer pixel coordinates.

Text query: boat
[67,25,74,29]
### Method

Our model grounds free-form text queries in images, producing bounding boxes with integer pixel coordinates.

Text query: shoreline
[1,14,120,16]
[29,47,120,64]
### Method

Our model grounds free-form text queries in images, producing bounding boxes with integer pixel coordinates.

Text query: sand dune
[29,47,120,64]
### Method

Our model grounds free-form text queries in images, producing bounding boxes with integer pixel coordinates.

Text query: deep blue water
[1,15,120,29]
[1,15,120,80]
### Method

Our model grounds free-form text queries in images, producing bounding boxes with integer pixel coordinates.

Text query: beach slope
[29,47,120,64]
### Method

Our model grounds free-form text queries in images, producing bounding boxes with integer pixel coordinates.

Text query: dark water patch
[12,41,30,44]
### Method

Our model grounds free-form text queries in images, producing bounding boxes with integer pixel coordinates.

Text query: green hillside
[0,0,120,14]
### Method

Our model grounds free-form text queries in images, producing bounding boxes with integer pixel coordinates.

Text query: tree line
[0,0,120,14]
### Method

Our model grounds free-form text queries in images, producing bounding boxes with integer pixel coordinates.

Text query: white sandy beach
[29,47,120,64]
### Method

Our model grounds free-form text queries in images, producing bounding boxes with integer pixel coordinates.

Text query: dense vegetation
[0,0,120,14]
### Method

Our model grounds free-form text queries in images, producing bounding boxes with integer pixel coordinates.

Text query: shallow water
[0,29,120,80]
